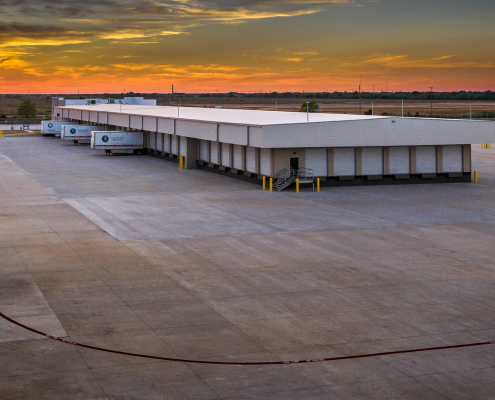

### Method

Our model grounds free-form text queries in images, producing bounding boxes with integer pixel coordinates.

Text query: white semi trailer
[42,121,78,137]
[91,131,144,155]
[61,125,102,145]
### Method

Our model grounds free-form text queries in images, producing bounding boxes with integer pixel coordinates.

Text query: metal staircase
[272,167,315,192]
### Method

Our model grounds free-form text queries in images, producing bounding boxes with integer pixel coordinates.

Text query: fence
[0,118,46,125]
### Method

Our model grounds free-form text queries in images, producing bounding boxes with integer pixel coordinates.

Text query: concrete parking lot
[0,134,494,399]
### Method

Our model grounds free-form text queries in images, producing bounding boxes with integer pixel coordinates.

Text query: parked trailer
[91,131,144,155]
[41,121,78,137]
[61,125,102,145]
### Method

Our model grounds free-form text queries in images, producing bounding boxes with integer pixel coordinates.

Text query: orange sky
[0,0,494,93]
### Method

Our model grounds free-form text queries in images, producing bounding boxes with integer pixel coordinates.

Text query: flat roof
[60,104,387,126]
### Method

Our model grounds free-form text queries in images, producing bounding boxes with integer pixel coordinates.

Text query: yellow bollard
[0,130,3,137]
[485,144,488,149]
[263,176,266,190]
[474,170,478,183]
[179,155,184,169]
[489,144,492,149]
[481,144,483,148]
[296,179,300,193]
[317,178,320,193]
[269,178,273,192]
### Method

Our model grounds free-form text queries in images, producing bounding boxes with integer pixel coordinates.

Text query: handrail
[273,168,288,179]
[295,168,314,180]
[271,167,315,191]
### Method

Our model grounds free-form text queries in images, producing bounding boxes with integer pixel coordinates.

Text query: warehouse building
[52,103,495,189]
[52,97,157,108]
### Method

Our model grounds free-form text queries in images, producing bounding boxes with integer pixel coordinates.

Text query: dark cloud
[0,0,366,48]
[0,0,362,19]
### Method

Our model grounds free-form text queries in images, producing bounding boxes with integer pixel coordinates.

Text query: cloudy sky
[1,0,494,93]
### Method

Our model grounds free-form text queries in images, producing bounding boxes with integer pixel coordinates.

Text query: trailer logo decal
[48,123,54,128]
[102,135,109,143]
[70,128,77,135]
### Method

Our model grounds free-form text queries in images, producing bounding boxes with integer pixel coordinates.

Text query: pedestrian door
[290,157,299,171]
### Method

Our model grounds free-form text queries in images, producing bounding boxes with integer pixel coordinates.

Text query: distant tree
[17,99,37,118]
[363,109,373,115]
[300,100,319,113]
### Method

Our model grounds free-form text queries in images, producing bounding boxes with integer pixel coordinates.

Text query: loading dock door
[210,142,219,164]
[233,145,243,170]
[171,135,178,155]
[442,145,463,173]
[199,140,208,161]
[305,149,327,176]
[246,146,256,173]
[333,148,355,176]
[180,137,186,156]
[389,147,410,174]
[362,147,383,175]
[149,132,156,150]
[163,134,171,153]
[222,143,231,167]
[260,149,271,176]
[416,146,436,173]
[156,133,163,152]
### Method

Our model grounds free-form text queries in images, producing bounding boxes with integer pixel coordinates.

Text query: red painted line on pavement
[1,312,493,366]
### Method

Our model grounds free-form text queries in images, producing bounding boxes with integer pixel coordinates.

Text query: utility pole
[429,87,434,117]
[172,84,174,103]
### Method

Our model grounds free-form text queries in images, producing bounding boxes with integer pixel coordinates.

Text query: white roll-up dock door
[389,147,410,174]
[260,148,271,176]
[305,149,327,176]
[233,145,243,170]
[246,146,256,173]
[163,134,171,153]
[442,145,463,173]
[210,142,219,164]
[333,148,355,176]
[156,132,163,152]
[171,135,178,155]
[180,137,186,156]
[362,147,383,175]
[221,143,231,167]
[199,140,208,161]
[416,146,436,173]
[149,132,156,150]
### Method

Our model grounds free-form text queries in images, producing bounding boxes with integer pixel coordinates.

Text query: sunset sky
[1,0,494,93]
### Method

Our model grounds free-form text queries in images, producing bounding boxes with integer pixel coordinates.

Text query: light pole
[306,102,309,122]
[470,101,472,120]
[358,76,362,115]
[429,87,434,117]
